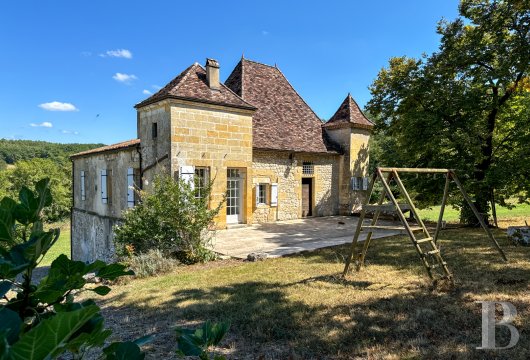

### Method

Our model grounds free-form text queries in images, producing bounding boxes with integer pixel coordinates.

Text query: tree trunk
[460,103,497,226]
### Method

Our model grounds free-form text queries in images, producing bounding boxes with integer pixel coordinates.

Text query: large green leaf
[0,281,12,298]
[8,305,100,360]
[0,198,17,244]
[103,341,145,360]
[96,263,134,281]
[0,308,22,345]
[13,179,52,226]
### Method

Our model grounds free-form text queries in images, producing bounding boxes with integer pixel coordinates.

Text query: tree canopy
[367,0,530,224]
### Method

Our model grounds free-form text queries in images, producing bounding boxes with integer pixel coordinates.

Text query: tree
[4,158,71,222]
[367,0,530,224]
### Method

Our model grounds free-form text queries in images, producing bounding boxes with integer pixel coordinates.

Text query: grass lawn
[418,201,530,226]
[39,223,70,267]
[94,228,530,359]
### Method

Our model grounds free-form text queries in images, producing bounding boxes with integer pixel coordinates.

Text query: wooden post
[342,172,377,277]
[357,172,393,269]
[434,173,451,244]
[450,171,508,262]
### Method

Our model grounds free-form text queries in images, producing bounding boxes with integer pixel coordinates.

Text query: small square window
[302,162,314,175]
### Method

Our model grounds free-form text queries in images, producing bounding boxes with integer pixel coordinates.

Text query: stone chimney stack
[206,58,220,90]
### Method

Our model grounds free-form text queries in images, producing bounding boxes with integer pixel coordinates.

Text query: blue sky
[0,1,459,145]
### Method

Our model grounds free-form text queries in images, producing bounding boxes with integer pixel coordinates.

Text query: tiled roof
[225,58,340,154]
[323,94,374,130]
[135,63,256,110]
[70,139,140,158]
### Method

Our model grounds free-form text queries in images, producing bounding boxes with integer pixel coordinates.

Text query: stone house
[70,57,374,262]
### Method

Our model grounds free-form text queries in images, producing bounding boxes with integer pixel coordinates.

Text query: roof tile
[135,63,255,110]
[225,59,339,153]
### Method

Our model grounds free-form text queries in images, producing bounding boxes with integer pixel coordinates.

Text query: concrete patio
[212,216,403,259]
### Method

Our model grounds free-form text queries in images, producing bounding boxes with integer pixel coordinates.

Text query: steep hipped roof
[135,63,256,111]
[225,58,339,154]
[70,139,140,159]
[323,93,374,130]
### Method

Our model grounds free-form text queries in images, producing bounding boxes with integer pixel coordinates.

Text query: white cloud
[142,89,152,95]
[30,122,53,128]
[61,129,79,135]
[113,73,138,84]
[262,30,269,36]
[39,101,78,112]
[152,85,162,90]
[100,49,133,59]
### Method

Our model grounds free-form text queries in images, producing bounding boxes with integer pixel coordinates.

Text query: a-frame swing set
[342,167,508,282]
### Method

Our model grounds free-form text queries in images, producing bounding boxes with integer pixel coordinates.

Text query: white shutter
[179,165,195,190]
[80,171,86,201]
[101,170,108,204]
[270,183,278,207]
[127,168,135,208]
[363,177,369,191]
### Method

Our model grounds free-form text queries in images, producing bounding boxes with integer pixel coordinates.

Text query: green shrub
[0,179,148,359]
[125,249,181,278]
[114,175,223,264]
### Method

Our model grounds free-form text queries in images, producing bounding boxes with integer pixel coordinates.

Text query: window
[127,168,140,208]
[152,122,158,139]
[101,169,113,204]
[80,170,86,201]
[194,167,210,199]
[351,176,369,191]
[256,184,267,205]
[302,162,314,175]
[179,166,195,189]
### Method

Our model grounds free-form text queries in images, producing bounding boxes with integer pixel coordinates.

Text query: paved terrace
[212,216,402,259]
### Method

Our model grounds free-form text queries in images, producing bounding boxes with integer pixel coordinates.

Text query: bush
[114,175,223,264]
[126,249,181,278]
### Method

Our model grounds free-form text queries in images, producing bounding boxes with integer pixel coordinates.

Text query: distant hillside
[0,139,105,165]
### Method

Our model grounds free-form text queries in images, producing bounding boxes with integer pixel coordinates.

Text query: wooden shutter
[80,170,86,201]
[101,170,108,204]
[106,169,113,205]
[270,183,278,207]
[363,177,369,191]
[127,168,135,208]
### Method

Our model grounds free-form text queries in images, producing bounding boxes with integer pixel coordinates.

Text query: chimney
[206,58,220,90]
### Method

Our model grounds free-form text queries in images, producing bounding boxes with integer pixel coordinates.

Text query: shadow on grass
[97,227,529,359]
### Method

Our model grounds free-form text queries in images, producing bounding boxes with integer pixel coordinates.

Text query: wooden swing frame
[342,167,508,280]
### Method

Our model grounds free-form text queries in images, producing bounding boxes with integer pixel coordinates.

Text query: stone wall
[137,102,172,189]
[71,148,139,262]
[251,150,340,223]
[325,125,371,213]
[72,148,140,219]
[71,209,118,263]
[169,100,254,228]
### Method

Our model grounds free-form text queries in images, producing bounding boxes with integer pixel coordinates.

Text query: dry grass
[93,227,529,359]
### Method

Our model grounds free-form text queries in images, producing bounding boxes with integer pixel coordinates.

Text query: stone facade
[70,57,373,263]
[71,146,140,262]
[252,150,340,223]
[326,125,371,213]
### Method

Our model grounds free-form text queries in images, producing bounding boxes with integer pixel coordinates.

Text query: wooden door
[302,178,312,217]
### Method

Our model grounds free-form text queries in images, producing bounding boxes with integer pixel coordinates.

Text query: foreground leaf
[8,305,100,360]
